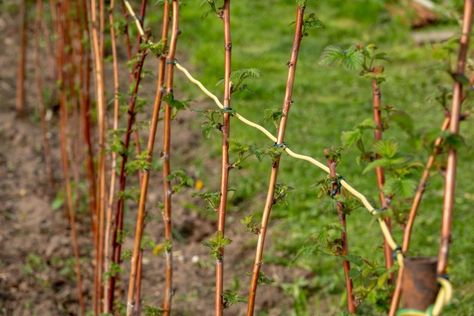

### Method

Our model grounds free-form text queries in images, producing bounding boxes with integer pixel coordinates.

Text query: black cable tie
[273,142,287,149]
[330,177,342,198]
[392,246,402,260]
[222,107,233,113]
[166,58,177,65]
[438,273,450,281]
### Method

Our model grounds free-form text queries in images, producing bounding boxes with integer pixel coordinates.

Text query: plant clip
[392,246,402,261]
[273,142,287,149]
[166,58,177,65]
[437,273,450,281]
[330,175,343,198]
[222,107,234,114]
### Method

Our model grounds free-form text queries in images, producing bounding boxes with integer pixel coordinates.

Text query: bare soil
[0,8,304,316]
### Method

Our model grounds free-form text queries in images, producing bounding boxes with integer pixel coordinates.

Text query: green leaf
[384,177,417,197]
[342,46,364,70]
[319,46,345,66]
[319,45,364,70]
[163,93,188,119]
[344,254,364,266]
[341,129,362,148]
[362,157,406,174]
[222,290,246,308]
[443,132,465,150]
[357,118,376,130]
[141,39,166,57]
[52,192,64,210]
[302,13,324,36]
[203,232,232,260]
[373,140,398,158]
[217,68,261,94]
[390,110,414,135]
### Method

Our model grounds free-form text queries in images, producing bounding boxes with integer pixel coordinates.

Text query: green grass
[146,1,474,314]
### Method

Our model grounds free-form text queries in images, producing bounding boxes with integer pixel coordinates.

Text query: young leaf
[373,140,398,158]
[319,45,364,70]
[362,157,406,174]
[341,129,362,148]
[203,232,232,260]
[384,177,417,197]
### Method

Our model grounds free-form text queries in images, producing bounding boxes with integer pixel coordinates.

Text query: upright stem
[109,47,148,313]
[326,156,356,314]
[437,0,473,275]
[16,0,28,116]
[103,0,120,312]
[125,2,178,311]
[371,77,394,274]
[79,0,97,244]
[160,2,179,315]
[57,4,85,313]
[215,1,232,315]
[246,6,305,315]
[90,0,107,312]
[388,117,450,316]
[34,0,55,190]
[77,0,97,245]
[132,2,171,314]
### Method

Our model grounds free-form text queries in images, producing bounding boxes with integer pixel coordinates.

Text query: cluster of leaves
[163,93,188,119]
[125,150,151,174]
[264,107,284,129]
[256,271,273,285]
[167,169,194,193]
[104,262,121,280]
[200,109,223,139]
[241,214,260,234]
[141,39,166,57]
[201,0,225,17]
[143,305,164,316]
[203,232,232,260]
[217,68,261,94]
[192,190,221,211]
[273,183,294,206]
[118,186,141,202]
[301,13,324,37]
[319,44,388,83]
[229,140,264,169]
[222,278,246,309]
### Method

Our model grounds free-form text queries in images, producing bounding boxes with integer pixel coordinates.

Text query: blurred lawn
[146,1,473,314]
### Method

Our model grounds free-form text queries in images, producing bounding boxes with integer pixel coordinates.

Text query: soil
[0,7,305,316]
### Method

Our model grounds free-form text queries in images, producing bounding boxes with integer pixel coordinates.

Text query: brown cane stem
[371,77,394,275]
[215,1,232,315]
[388,117,450,316]
[437,0,473,276]
[246,5,305,315]
[326,154,357,314]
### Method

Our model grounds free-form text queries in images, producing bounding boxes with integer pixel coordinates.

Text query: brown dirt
[0,6,303,316]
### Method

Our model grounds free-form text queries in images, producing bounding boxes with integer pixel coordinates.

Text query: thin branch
[246,5,305,315]
[56,4,86,312]
[215,1,232,315]
[326,152,356,314]
[103,0,120,312]
[121,0,171,314]
[90,0,107,312]
[437,0,473,275]
[371,75,394,275]
[161,2,180,314]
[109,46,148,314]
[388,116,450,316]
